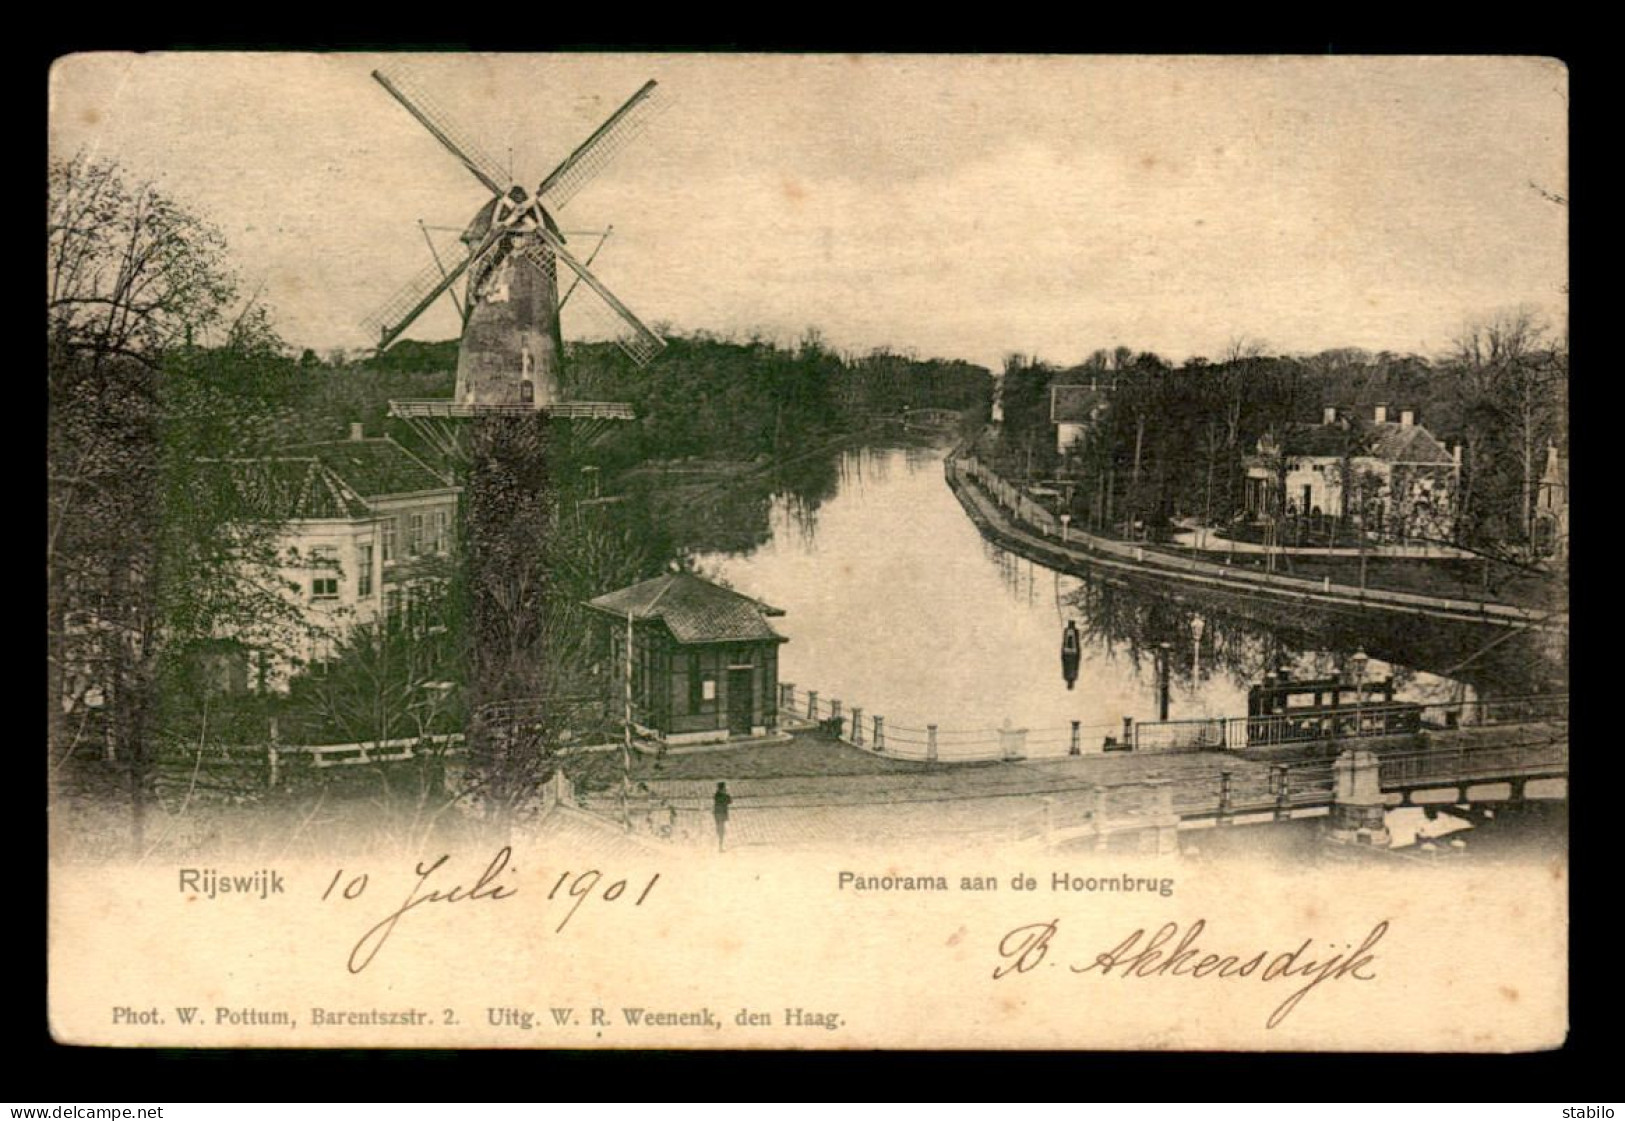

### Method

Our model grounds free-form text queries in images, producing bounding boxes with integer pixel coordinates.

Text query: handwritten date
[321,848,659,973]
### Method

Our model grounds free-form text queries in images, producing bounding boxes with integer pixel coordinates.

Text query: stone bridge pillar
[1143,778,1180,855]
[1327,748,1391,847]
[1091,785,1112,852]
[999,719,1027,761]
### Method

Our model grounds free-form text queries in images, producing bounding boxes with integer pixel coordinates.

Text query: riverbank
[947,452,1565,632]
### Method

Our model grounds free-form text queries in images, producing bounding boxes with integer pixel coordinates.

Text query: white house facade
[1244,405,1461,542]
[212,424,460,689]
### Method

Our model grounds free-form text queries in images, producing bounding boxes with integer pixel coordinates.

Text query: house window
[688,653,716,714]
[408,513,425,557]
[310,546,340,601]
[358,543,374,598]
[381,520,396,563]
[307,632,335,674]
[430,509,449,555]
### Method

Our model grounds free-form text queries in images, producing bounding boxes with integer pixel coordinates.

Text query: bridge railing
[996,734,1566,843]
[1377,741,1568,789]
[1441,694,1569,727]
[1206,694,1567,750]
[777,682,1569,764]
[1133,717,1226,753]
[1229,703,1425,749]
[775,684,1124,762]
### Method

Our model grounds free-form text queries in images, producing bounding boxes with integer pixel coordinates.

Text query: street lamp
[1350,648,1369,739]
[1156,641,1173,721]
[1190,614,1206,679]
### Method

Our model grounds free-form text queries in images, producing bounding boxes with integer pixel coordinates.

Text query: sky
[49,53,1568,372]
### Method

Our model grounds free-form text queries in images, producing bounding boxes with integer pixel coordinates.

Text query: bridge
[866,408,965,434]
[1024,730,1566,851]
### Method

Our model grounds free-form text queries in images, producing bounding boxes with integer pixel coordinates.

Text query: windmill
[363,63,668,458]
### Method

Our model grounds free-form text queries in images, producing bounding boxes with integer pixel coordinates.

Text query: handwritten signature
[993,917,1388,1028]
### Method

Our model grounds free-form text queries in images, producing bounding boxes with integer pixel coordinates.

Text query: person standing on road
[713,781,732,852]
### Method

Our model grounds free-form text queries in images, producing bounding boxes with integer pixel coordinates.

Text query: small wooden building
[586,572,787,745]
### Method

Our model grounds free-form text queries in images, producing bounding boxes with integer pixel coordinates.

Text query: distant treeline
[989,321,1567,555]
[299,331,991,467]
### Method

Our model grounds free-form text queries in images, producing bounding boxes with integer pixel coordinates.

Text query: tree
[1452,308,1565,555]
[1217,337,1266,522]
[48,154,236,367]
[48,153,293,852]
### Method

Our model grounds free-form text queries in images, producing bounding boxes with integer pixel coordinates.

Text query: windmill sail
[522,235,664,367]
[362,244,477,349]
[373,65,510,196]
[536,80,667,214]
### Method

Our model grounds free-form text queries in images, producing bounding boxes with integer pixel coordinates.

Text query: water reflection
[688,444,1562,755]
[629,440,846,559]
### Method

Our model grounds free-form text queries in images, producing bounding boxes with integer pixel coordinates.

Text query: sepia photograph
[47,52,1568,1051]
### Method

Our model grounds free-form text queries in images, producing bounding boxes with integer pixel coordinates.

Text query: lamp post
[1350,647,1369,739]
[1190,614,1205,680]
[1156,641,1173,722]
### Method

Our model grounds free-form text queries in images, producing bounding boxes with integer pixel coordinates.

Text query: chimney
[1322,406,1337,425]
[1453,444,1463,469]
[1400,409,1415,428]
[1374,404,1388,424]
[348,422,365,441]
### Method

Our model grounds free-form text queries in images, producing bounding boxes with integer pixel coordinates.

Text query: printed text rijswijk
[179,868,286,900]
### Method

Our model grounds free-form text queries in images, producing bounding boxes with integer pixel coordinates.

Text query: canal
[686,441,1563,761]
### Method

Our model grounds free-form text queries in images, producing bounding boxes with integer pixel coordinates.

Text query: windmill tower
[363,63,667,458]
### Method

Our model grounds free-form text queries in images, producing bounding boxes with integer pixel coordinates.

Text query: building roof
[206,436,457,522]
[1278,423,1355,458]
[207,456,373,521]
[279,436,453,498]
[585,572,787,645]
[1366,422,1453,465]
[1051,384,1111,425]
[1271,420,1454,465]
